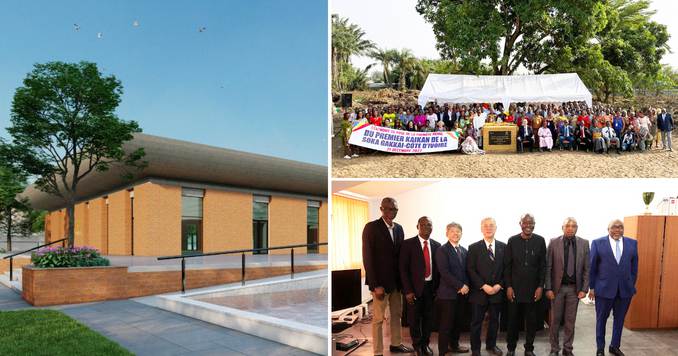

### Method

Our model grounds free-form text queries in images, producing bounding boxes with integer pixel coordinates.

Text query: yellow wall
[319,201,328,254]
[203,190,253,253]
[107,190,131,255]
[269,196,307,254]
[133,182,182,256]
[41,183,326,257]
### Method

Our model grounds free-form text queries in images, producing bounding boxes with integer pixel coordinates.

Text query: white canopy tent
[417,73,593,110]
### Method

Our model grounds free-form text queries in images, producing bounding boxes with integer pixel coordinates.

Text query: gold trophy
[642,192,655,215]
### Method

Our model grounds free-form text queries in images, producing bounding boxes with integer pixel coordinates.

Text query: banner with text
[349,124,459,153]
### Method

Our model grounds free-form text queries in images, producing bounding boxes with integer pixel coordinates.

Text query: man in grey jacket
[545,217,590,356]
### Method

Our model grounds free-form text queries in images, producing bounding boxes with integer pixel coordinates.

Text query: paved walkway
[0,285,321,355]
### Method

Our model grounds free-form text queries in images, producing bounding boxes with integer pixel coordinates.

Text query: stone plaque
[489,131,511,145]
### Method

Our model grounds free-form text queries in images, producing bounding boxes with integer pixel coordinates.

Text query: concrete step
[0,270,22,292]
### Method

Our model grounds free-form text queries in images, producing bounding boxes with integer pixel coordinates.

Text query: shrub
[31,246,110,268]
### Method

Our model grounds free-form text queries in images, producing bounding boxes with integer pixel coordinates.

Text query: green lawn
[0,309,133,356]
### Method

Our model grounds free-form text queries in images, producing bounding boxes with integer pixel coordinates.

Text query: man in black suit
[575,122,592,151]
[400,216,441,356]
[518,120,534,153]
[504,214,547,356]
[435,222,471,355]
[442,104,457,130]
[467,217,505,356]
[362,197,413,355]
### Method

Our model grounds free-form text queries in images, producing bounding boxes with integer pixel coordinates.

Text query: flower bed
[31,246,109,268]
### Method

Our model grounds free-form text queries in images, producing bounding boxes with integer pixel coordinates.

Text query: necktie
[567,239,575,277]
[423,240,431,278]
[455,246,462,265]
[615,239,621,264]
[565,126,569,137]
[488,243,495,261]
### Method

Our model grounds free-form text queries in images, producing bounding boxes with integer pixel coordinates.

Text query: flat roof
[23,133,327,211]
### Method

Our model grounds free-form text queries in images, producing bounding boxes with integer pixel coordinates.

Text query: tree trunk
[5,207,11,252]
[399,72,406,91]
[67,203,75,247]
[332,50,338,90]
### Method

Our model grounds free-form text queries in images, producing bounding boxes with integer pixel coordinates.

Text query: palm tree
[369,48,399,86]
[331,15,375,90]
[392,49,417,90]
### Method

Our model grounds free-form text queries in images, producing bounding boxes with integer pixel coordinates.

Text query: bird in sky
[198,26,207,32]
[97,32,103,39]
[74,23,80,31]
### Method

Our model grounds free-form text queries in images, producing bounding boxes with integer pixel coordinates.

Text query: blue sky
[0,0,328,165]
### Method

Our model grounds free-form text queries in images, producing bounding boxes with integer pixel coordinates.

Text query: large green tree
[416,0,607,75]
[0,164,27,251]
[5,61,145,247]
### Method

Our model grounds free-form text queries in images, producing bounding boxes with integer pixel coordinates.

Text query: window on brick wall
[307,201,320,254]
[253,195,269,255]
[182,188,204,255]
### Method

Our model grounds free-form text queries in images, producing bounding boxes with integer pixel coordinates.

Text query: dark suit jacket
[518,126,533,140]
[466,239,506,305]
[362,218,405,293]
[400,236,441,298]
[442,111,457,129]
[435,242,469,300]
[575,126,591,140]
[658,113,674,132]
[589,236,638,299]
[545,235,590,294]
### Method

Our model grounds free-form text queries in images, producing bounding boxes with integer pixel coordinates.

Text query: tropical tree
[392,49,418,90]
[416,0,607,75]
[369,48,398,85]
[331,15,375,90]
[5,61,145,247]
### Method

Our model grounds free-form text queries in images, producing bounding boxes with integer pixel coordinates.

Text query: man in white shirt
[602,121,620,154]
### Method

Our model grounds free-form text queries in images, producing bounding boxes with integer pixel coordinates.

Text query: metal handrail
[3,238,68,282]
[156,242,328,293]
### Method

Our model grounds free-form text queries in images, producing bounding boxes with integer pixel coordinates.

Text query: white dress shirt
[382,218,394,243]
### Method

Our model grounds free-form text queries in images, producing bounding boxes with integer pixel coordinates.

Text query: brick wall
[269,196,307,254]
[107,190,132,255]
[319,201,328,254]
[22,264,326,306]
[134,182,182,256]
[203,190,252,253]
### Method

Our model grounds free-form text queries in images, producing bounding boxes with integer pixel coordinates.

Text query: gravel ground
[332,131,678,178]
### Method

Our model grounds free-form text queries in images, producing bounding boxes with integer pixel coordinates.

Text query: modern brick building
[24,134,327,256]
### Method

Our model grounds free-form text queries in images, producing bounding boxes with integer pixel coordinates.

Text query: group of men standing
[362,197,638,356]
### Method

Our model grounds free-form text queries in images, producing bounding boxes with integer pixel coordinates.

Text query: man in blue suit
[435,222,471,355]
[588,219,638,356]
[657,108,673,151]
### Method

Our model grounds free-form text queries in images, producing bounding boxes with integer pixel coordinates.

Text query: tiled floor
[332,301,678,356]
[0,285,322,355]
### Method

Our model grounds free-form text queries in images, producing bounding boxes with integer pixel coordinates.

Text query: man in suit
[443,105,457,131]
[504,214,547,356]
[588,219,638,356]
[362,197,413,355]
[575,121,592,151]
[518,119,534,153]
[467,217,505,356]
[657,108,673,151]
[400,216,441,356]
[545,217,590,356]
[435,222,471,355]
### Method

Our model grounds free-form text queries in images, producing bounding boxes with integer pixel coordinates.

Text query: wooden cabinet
[624,215,678,329]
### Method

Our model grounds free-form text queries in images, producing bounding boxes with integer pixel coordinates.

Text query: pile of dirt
[333,89,421,110]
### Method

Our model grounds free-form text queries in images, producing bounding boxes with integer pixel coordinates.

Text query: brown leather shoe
[486,346,504,356]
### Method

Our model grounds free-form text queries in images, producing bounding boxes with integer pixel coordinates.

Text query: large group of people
[339,101,674,157]
[362,197,638,356]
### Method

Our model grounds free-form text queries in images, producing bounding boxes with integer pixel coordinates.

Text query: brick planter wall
[0,256,31,274]
[22,264,326,306]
